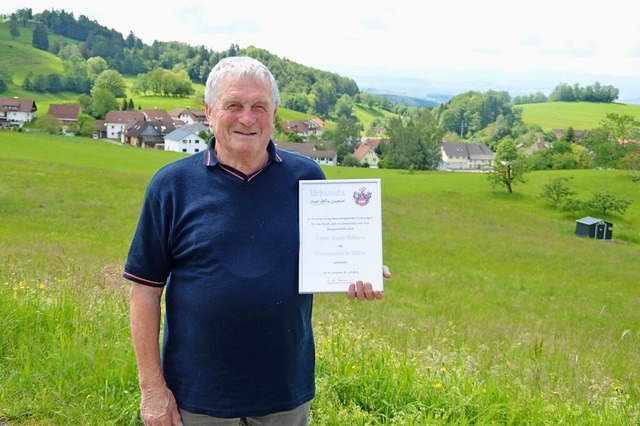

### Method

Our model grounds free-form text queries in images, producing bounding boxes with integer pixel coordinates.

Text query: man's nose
[237,107,257,125]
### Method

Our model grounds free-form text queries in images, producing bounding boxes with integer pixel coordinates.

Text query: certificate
[298,179,383,293]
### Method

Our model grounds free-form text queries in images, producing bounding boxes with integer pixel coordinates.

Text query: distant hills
[362,88,446,108]
[336,65,640,106]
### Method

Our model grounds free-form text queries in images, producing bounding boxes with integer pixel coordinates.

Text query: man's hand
[347,265,390,300]
[140,384,183,426]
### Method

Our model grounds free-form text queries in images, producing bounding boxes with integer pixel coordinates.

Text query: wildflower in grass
[39,284,45,290]
[440,366,447,373]
[426,365,432,372]
[434,382,443,389]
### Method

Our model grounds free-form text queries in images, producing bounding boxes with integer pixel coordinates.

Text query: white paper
[298,179,383,293]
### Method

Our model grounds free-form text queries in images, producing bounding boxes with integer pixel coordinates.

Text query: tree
[93,69,126,97]
[21,71,33,91]
[46,73,63,93]
[86,56,109,79]
[90,88,118,119]
[334,95,354,119]
[32,74,48,92]
[340,154,361,167]
[537,177,576,208]
[9,14,21,39]
[0,62,11,92]
[76,114,98,137]
[587,191,632,216]
[32,23,49,51]
[582,127,626,169]
[333,116,362,164]
[78,94,93,116]
[487,137,528,193]
[131,73,152,96]
[386,109,441,170]
[36,114,61,134]
[618,152,640,181]
[600,113,639,142]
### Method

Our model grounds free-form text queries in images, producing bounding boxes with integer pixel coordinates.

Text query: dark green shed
[575,217,613,240]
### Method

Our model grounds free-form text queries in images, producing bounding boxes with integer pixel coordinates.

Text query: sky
[4,0,640,99]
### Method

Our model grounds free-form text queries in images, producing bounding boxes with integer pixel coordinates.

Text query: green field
[0,21,68,84]
[519,101,640,131]
[1,132,639,424]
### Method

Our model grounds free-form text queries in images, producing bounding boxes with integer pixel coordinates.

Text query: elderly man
[124,56,387,426]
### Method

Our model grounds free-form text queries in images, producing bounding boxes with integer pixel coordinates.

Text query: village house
[104,110,145,140]
[122,119,175,148]
[441,142,495,171]
[163,123,209,154]
[142,108,174,124]
[274,141,337,166]
[282,117,325,138]
[95,120,107,139]
[353,137,386,168]
[522,139,549,156]
[553,129,588,142]
[169,108,208,126]
[48,104,81,132]
[0,97,37,128]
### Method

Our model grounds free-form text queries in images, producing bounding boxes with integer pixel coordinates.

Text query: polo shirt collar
[204,137,283,167]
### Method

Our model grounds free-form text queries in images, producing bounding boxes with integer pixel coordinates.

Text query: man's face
[205,76,277,161]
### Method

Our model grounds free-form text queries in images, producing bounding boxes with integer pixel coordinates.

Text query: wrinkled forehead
[217,75,275,106]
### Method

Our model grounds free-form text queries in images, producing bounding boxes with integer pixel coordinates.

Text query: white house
[353,137,386,168]
[169,108,208,125]
[104,110,144,140]
[274,141,337,166]
[441,142,495,171]
[163,123,209,154]
[282,118,324,138]
[0,97,37,128]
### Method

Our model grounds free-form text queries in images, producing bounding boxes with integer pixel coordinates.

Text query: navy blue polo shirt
[124,139,325,418]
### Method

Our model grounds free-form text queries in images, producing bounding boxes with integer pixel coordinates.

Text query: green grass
[1,132,639,424]
[519,101,640,131]
[353,103,397,131]
[0,21,67,85]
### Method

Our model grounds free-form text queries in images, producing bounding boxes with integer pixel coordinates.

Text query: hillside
[0,21,66,83]
[4,16,640,137]
[1,132,638,423]
[519,101,640,131]
[0,19,397,130]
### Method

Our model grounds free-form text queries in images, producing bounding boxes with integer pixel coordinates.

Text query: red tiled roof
[48,104,80,120]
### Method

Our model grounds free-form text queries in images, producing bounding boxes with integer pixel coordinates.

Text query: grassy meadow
[519,102,640,131]
[1,131,639,425]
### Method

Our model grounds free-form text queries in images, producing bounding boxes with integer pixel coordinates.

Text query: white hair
[204,56,280,109]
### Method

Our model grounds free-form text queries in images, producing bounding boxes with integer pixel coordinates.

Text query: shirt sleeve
[123,182,172,287]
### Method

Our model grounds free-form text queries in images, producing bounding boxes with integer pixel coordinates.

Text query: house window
[182,149,187,153]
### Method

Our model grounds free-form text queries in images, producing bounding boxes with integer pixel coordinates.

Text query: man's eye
[253,105,267,113]
[227,104,242,111]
